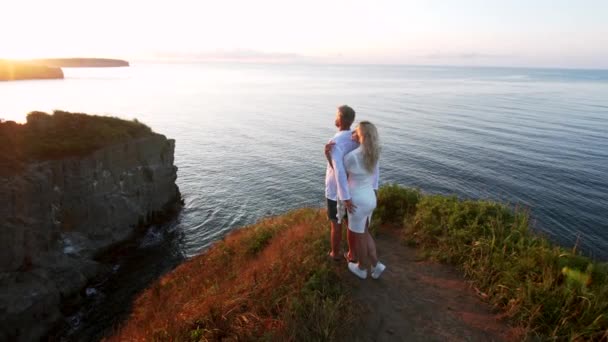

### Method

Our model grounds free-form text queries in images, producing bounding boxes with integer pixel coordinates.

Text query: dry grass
[107,208,353,341]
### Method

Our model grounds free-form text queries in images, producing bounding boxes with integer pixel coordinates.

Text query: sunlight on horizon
[1,0,608,68]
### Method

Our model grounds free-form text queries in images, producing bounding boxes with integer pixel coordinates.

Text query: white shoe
[348,262,368,279]
[371,262,386,279]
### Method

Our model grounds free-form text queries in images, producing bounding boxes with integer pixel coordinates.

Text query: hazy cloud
[423,52,511,60]
[149,49,309,63]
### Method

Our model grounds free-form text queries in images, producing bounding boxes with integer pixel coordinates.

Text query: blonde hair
[357,121,380,173]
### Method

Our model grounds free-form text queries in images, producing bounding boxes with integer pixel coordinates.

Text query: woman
[332,121,386,279]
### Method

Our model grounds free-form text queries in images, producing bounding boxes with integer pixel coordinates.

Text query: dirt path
[338,228,519,342]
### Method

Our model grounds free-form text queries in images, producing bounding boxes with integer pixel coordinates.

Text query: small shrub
[246,226,276,255]
[373,184,421,229]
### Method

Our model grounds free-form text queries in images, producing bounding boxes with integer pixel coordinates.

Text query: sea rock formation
[0,131,181,341]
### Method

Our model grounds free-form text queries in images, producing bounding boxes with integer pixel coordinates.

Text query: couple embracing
[325,105,386,280]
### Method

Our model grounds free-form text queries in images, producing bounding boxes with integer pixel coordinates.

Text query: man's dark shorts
[327,198,347,222]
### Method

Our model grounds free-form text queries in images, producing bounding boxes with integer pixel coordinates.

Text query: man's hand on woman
[344,199,357,213]
[325,141,336,168]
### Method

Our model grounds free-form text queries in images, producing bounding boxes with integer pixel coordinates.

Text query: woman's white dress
[344,147,379,233]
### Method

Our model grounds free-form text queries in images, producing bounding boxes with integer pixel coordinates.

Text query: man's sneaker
[348,262,368,279]
[371,262,386,279]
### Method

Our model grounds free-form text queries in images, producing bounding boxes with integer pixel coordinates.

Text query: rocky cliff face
[0,134,181,341]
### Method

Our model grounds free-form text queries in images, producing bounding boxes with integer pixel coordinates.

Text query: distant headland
[0,59,64,81]
[28,58,130,68]
[0,58,129,81]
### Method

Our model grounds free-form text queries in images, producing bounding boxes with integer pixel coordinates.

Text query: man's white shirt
[325,130,360,201]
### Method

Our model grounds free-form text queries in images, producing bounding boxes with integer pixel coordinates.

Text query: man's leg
[327,199,342,259]
[330,220,342,258]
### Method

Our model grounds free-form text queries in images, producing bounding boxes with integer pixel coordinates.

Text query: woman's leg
[364,217,378,266]
[366,232,378,266]
[354,230,368,271]
[346,228,357,261]
[364,216,386,279]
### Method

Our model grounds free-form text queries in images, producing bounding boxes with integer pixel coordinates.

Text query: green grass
[0,110,153,167]
[374,184,608,340]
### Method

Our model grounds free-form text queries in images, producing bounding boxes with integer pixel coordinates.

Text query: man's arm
[331,145,351,201]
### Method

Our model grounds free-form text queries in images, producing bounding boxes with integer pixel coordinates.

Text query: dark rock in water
[0,59,64,81]
[0,127,181,341]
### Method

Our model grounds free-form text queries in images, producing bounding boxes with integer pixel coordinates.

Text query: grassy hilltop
[0,111,153,174]
[109,185,608,341]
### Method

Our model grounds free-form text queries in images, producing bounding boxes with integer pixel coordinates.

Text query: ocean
[2,62,608,338]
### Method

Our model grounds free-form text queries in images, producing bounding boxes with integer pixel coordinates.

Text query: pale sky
[1,0,607,68]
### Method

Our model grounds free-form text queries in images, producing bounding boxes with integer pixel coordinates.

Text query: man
[325,105,359,262]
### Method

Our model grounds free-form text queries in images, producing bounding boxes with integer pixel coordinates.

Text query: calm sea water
[2,63,608,339]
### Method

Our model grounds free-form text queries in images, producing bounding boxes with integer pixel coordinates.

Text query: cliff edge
[0,111,181,341]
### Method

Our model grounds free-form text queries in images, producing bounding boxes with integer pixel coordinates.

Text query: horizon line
[3,56,608,72]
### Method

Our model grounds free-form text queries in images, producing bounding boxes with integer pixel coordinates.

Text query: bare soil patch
[336,228,521,342]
